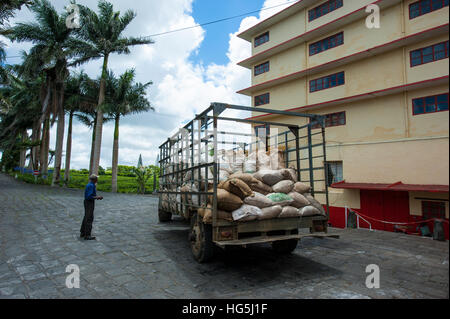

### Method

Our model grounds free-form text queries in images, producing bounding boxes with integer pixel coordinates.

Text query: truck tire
[272,239,298,254]
[189,212,214,263]
[158,209,172,222]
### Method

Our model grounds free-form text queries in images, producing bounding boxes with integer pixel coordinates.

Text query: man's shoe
[84,236,96,241]
[80,233,85,238]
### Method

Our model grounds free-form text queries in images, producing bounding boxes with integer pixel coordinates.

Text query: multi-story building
[237,0,449,237]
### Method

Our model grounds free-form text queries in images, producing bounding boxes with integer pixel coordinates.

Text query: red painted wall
[326,190,449,240]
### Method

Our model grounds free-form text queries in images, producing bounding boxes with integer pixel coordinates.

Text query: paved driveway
[0,173,448,299]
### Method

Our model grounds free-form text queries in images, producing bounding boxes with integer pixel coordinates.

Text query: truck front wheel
[189,212,214,263]
[272,239,298,254]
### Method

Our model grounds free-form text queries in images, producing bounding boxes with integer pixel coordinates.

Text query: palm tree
[63,71,96,184]
[103,69,153,193]
[74,0,154,176]
[5,0,89,186]
[0,69,42,171]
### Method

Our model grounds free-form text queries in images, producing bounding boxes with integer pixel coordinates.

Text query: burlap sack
[248,180,273,196]
[266,193,294,207]
[203,207,234,223]
[215,188,243,212]
[270,149,286,170]
[229,173,259,186]
[300,206,321,217]
[219,169,230,182]
[254,169,284,186]
[243,152,257,173]
[232,205,262,222]
[244,192,274,209]
[257,151,271,170]
[288,192,310,209]
[272,180,295,194]
[305,195,326,215]
[258,205,283,220]
[279,206,302,218]
[281,168,298,182]
[293,182,312,194]
[222,178,254,200]
[161,192,169,210]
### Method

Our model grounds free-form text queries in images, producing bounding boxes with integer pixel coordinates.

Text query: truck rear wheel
[189,212,214,263]
[158,209,172,222]
[272,239,298,254]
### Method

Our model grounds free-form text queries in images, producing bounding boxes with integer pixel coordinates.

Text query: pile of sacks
[198,169,326,224]
[161,148,326,223]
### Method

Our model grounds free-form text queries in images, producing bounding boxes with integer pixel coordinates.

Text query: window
[326,161,343,186]
[255,93,270,106]
[409,0,449,19]
[309,0,343,22]
[413,93,449,115]
[309,32,344,56]
[254,32,269,47]
[311,111,346,129]
[410,41,449,67]
[422,201,446,219]
[310,71,345,93]
[254,61,270,76]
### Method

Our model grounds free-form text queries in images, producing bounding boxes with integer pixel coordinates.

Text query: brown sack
[281,168,298,182]
[229,173,259,186]
[293,182,312,194]
[305,195,326,216]
[288,192,310,209]
[300,206,321,217]
[203,209,234,224]
[258,205,283,220]
[249,180,273,196]
[272,180,295,194]
[215,189,243,212]
[254,170,284,186]
[279,206,302,218]
[222,178,254,200]
[244,192,274,209]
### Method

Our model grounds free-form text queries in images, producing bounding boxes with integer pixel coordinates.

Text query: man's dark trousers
[81,199,95,237]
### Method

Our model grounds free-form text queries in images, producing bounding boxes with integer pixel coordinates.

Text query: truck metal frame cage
[158,103,335,262]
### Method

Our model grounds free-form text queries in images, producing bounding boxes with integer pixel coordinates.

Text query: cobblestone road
[0,173,448,299]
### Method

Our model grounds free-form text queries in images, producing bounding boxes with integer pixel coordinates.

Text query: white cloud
[3,0,294,169]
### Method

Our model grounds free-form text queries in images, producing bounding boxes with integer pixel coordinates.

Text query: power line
[3,0,298,59]
[144,0,298,38]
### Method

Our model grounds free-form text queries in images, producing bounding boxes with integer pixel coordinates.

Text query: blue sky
[191,0,265,66]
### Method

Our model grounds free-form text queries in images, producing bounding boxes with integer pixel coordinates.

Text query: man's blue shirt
[85,182,97,200]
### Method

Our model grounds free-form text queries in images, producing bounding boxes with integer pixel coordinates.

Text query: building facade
[237,0,449,237]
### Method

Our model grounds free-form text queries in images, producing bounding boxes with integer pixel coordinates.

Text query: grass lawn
[13,171,158,194]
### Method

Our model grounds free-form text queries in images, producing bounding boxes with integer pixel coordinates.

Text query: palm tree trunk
[89,113,97,175]
[52,82,66,187]
[111,115,120,193]
[33,120,41,171]
[40,117,50,177]
[92,54,109,176]
[19,130,27,169]
[64,110,74,186]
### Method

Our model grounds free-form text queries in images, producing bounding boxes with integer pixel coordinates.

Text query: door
[360,190,411,232]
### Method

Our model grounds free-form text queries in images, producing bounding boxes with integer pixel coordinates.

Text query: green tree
[5,0,89,186]
[63,71,96,185]
[103,69,153,193]
[75,0,154,176]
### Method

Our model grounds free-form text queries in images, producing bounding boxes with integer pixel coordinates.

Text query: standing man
[80,175,103,240]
